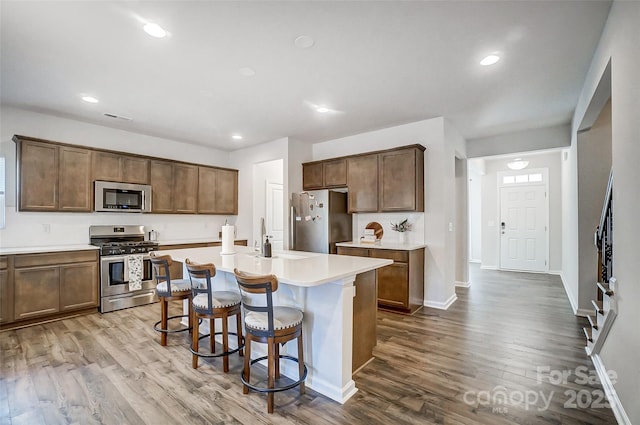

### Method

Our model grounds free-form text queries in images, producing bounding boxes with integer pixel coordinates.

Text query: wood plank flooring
[1,265,616,424]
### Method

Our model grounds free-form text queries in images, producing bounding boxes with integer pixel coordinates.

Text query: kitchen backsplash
[353,212,425,244]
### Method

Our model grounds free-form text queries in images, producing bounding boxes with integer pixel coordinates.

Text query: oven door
[100,255,156,297]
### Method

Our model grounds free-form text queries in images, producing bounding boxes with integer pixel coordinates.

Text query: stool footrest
[153,314,193,334]
[190,332,245,358]
[241,355,308,393]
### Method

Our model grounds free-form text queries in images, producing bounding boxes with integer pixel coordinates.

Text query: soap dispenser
[263,236,272,258]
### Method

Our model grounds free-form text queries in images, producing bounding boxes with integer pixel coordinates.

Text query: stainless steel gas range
[89,225,159,313]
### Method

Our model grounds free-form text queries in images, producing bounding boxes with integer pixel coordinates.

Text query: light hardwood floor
[1,265,616,424]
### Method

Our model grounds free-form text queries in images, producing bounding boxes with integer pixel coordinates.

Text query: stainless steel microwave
[94,181,152,213]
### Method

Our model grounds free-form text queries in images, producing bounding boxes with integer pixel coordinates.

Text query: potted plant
[391,219,412,243]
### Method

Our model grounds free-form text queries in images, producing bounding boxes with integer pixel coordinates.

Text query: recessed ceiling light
[238,67,256,77]
[316,106,330,113]
[143,22,167,38]
[480,54,500,66]
[232,135,243,140]
[294,35,314,49]
[82,96,99,103]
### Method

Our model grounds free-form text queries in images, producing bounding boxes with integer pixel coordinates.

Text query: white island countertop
[336,241,427,251]
[160,245,392,287]
[162,244,392,404]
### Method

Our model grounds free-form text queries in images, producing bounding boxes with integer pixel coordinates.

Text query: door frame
[497,168,550,272]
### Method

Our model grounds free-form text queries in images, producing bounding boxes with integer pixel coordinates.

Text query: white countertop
[159,245,392,287]
[0,245,100,255]
[336,241,427,251]
[158,238,247,246]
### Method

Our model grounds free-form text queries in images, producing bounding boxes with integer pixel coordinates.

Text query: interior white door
[500,184,547,272]
[265,182,284,251]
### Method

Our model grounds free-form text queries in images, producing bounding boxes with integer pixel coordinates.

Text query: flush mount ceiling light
[232,134,243,140]
[480,54,500,66]
[507,158,529,170]
[316,106,330,113]
[143,22,167,38]
[81,95,99,103]
[294,35,315,49]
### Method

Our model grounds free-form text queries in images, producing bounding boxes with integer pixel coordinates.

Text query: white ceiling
[0,1,611,151]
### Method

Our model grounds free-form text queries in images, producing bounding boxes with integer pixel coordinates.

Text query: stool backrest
[149,253,177,295]
[185,259,216,313]
[234,268,279,337]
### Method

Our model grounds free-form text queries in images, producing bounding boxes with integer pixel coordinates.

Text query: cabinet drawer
[14,250,98,268]
[337,247,369,257]
[369,249,408,263]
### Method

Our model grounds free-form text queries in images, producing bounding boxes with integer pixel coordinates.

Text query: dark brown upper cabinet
[173,163,198,214]
[379,146,424,212]
[301,144,424,213]
[59,146,92,212]
[197,167,239,215]
[347,154,379,213]
[92,151,150,184]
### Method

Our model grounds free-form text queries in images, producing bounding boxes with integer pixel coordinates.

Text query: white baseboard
[469,259,481,264]
[576,308,593,318]
[591,354,632,425]
[480,265,498,270]
[455,280,471,288]
[548,269,561,275]
[559,272,580,315]
[424,293,457,310]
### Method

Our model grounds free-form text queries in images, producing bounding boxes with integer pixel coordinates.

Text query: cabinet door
[18,140,58,211]
[92,151,122,182]
[323,159,347,188]
[347,154,379,212]
[150,160,174,213]
[214,169,238,214]
[197,166,217,213]
[59,146,92,212]
[379,148,424,212]
[14,266,60,320]
[173,164,198,213]
[122,156,150,184]
[376,262,409,309]
[60,262,99,311]
[302,162,323,190]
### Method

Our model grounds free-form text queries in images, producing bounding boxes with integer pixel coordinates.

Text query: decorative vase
[398,232,407,244]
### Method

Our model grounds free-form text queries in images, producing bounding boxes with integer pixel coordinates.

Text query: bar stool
[185,259,244,371]
[149,252,193,346]
[233,268,307,414]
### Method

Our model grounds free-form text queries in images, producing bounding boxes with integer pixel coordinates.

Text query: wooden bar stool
[149,252,193,346]
[185,259,244,371]
[233,268,307,414]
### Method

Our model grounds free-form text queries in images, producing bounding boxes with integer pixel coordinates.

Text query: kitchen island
[158,245,392,404]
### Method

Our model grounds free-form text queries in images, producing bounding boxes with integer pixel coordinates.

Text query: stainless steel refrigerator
[290,190,352,254]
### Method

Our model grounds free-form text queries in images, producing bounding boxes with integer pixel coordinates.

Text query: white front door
[500,184,547,272]
[265,182,284,251]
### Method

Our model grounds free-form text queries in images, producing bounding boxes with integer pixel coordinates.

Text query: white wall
[0,107,232,247]
[480,151,563,271]
[467,163,483,263]
[568,1,640,422]
[312,117,464,307]
[467,123,571,158]
[577,100,611,312]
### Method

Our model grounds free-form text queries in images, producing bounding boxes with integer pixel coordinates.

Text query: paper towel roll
[221,225,235,254]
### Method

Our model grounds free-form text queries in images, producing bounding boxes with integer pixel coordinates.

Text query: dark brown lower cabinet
[337,246,424,314]
[352,270,377,373]
[0,257,14,324]
[2,250,99,329]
